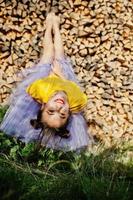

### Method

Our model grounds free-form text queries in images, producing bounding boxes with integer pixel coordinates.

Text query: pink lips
[56,98,65,104]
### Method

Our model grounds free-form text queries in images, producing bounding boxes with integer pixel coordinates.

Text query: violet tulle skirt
[0,57,92,152]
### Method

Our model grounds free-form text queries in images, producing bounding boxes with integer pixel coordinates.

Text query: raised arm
[39,13,54,65]
[39,13,66,78]
[50,13,66,78]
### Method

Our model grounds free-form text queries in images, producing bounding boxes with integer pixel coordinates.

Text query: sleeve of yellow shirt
[26,79,49,103]
[69,92,87,113]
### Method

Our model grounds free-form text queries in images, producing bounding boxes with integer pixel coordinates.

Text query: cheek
[45,101,54,108]
[64,103,69,111]
[63,107,70,117]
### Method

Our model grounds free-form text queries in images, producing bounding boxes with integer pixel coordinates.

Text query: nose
[56,104,66,113]
[56,103,63,110]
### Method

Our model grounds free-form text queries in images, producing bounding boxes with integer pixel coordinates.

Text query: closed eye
[47,111,66,119]
[49,109,54,112]
[47,110,54,115]
[60,113,65,116]
[60,114,67,119]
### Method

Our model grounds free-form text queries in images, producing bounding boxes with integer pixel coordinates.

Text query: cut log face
[0,0,133,144]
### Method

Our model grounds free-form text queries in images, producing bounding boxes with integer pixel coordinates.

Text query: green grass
[0,106,133,200]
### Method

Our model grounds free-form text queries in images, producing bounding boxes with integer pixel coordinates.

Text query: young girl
[0,13,92,152]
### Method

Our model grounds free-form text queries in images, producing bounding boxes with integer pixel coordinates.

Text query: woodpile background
[0,0,133,145]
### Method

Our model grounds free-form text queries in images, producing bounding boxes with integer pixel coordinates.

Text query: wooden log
[0,0,132,143]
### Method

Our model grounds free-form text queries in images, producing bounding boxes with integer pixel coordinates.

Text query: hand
[52,60,62,74]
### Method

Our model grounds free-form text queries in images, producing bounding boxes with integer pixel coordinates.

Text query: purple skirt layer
[0,57,92,151]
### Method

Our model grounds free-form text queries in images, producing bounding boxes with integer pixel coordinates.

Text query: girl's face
[41,91,70,128]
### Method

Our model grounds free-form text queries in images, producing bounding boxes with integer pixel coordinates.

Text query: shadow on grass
[0,141,133,200]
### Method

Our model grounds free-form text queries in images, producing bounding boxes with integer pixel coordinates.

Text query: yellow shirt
[26,74,87,113]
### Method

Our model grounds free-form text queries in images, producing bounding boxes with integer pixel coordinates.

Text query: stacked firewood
[0,0,133,144]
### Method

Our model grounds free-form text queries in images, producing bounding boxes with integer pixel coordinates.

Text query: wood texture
[0,0,133,144]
